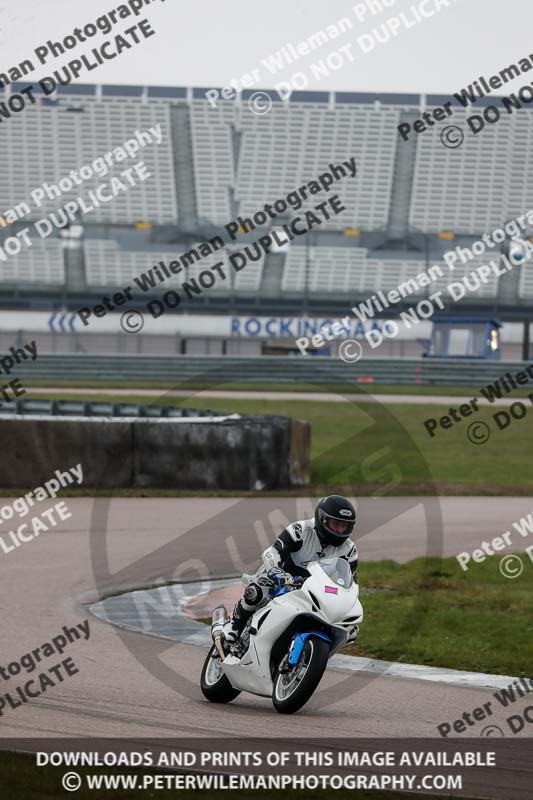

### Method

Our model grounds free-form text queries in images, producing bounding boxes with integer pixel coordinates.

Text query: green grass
[345,555,533,676]
[23,389,533,494]
[0,753,457,800]
[24,378,533,397]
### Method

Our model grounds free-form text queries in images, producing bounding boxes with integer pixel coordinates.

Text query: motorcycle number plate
[324,586,338,594]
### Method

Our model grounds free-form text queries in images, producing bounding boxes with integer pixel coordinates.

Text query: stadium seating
[233,100,399,230]
[504,111,533,223]
[0,238,64,284]
[518,258,533,299]
[0,98,177,225]
[281,245,499,298]
[410,109,508,235]
[190,101,235,224]
[282,246,368,293]
[84,239,265,294]
[409,105,533,236]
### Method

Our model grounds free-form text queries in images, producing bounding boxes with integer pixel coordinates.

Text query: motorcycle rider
[223,495,359,644]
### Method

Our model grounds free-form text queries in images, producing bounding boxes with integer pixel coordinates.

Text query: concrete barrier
[0,418,133,488]
[133,418,251,489]
[0,413,311,490]
[288,418,312,487]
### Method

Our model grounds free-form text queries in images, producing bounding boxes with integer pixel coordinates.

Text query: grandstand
[1,83,533,336]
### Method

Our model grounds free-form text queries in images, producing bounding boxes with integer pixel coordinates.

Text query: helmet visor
[328,519,350,535]
[318,509,354,540]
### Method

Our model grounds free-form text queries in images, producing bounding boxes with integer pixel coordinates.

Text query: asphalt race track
[1,496,532,747]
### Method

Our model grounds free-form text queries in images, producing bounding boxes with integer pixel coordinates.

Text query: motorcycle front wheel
[272,637,329,714]
[200,644,241,703]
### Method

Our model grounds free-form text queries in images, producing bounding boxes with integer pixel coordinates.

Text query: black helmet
[315,495,357,547]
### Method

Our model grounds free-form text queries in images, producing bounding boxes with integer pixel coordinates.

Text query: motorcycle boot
[223,599,253,643]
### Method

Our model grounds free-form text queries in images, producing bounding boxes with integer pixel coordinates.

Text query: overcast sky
[0,0,530,95]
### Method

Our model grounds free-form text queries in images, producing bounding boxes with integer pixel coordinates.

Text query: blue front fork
[288,632,331,666]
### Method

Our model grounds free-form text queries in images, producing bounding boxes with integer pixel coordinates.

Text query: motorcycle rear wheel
[200,644,241,703]
[272,637,329,714]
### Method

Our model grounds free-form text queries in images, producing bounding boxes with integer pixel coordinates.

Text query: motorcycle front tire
[272,636,329,714]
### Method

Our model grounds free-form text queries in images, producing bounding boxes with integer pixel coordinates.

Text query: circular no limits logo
[89,373,444,709]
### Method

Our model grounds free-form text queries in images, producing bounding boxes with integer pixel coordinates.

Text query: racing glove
[267,567,292,588]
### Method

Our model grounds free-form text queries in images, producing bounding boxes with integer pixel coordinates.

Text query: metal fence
[11,354,532,388]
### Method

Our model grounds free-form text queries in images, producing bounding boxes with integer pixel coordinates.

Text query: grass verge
[346,555,533,676]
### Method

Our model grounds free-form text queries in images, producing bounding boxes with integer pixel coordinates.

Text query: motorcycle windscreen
[316,557,353,588]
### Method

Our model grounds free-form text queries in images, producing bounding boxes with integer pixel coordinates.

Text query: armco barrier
[0,413,311,490]
[13,354,533,387]
[0,399,234,418]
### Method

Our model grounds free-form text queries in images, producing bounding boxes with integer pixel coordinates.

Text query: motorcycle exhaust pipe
[211,605,227,660]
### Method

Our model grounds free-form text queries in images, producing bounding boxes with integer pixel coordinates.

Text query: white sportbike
[200,557,363,714]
